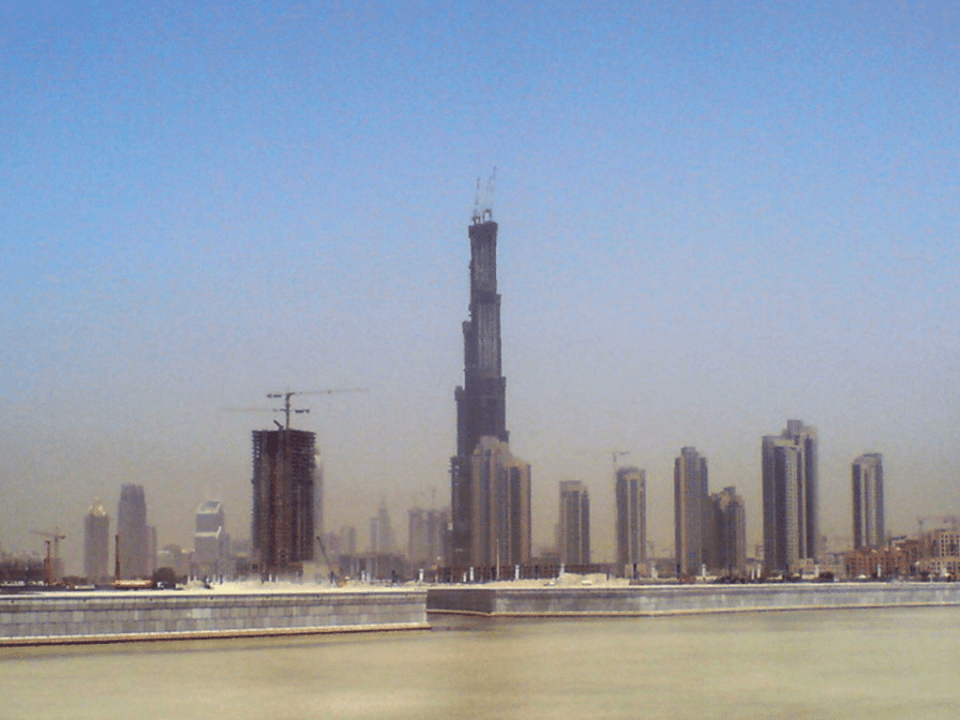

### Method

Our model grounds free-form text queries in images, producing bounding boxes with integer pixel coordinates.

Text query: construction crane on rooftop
[608,449,630,474]
[225,388,367,430]
[266,389,367,430]
[223,388,367,574]
[472,167,496,223]
[30,527,65,584]
[30,527,65,558]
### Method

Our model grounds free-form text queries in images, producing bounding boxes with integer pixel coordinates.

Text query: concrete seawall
[0,588,428,646]
[427,582,960,617]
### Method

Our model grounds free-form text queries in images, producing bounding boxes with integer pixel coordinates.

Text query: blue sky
[2,1,959,570]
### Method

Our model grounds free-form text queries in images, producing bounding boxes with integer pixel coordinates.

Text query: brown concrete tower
[251,429,316,572]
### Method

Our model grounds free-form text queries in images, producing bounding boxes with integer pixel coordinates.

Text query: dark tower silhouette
[616,467,647,573]
[455,216,509,457]
[450,210,520,566]
[852,452,884,550]
[117,484,149,579]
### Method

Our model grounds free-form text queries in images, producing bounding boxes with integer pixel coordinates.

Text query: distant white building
[194,500,230,576]
[370,501,396,554]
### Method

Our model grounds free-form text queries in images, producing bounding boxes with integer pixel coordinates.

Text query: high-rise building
[454,436,531,567]
[83,502,110,582]
[616,467,647,572]
[251,429,316,571]
[454,216,509,460]
[450,211,531,567]
[762,419,819,574]
[370,500,397,554]
[709,486,747,574]
[324,526,357,566]
[428,508,450,566]
[674,447,708,576]
[558,481,590,565]
[117,484,149,579]
[408,508,428,564]
[852,453,884,549]
[408,507,450,567]
[194,500,230,574]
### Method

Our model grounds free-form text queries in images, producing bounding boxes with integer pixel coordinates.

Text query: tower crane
[472,167,497,223]
[30,527,65,559]
[608,449,630,475]
[30,527,65,584]
[226,388,367,574]
[265,388,367,429]
[225,388,367,430]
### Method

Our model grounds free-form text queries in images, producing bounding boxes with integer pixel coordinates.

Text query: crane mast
[265,388,366,429]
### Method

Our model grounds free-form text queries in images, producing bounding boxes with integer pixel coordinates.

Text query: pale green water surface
[1,607,957,719]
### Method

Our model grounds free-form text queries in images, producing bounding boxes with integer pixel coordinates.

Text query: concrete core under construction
[251,429,316,572]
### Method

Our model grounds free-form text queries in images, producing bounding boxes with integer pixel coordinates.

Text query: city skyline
[3,4,959,573]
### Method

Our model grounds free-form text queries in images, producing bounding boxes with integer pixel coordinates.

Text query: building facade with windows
[616,467,646,574]
[675,447,708,576]
[852,452,884,549]
[762,420,819,574]
[558,480,590,565]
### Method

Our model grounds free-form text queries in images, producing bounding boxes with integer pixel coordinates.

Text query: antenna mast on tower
[472,167,497,224]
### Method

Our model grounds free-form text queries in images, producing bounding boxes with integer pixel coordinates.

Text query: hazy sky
[3,2,959,573]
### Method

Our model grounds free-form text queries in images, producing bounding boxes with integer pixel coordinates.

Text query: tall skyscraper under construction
[616,467,646,572]
[455,215,509,458]
[852,452,884,549]
[450,209,531,567]
[251,429,316,571]
[762,419,819,574]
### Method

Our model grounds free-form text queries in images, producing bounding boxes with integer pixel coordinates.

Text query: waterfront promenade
[4,578,959,646]
[427,578,960,616]
[0,583,428,646]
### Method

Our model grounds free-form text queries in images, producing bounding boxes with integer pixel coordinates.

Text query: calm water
[1,607,958,719]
